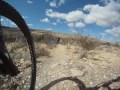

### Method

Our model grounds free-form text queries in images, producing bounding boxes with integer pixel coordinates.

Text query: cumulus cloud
[67,22,85,28]
[48,0,66,8]
[46,0,120,28]
[46,9,86,29]
[28,24,33,27]
[1,18,5,26]
[67,23,74,27]
[40,18,49,23]
[52,22,57,25]
[65,10,85,22]
[46,9,85,22]
[58,0,65,6]
[56,19,62,24]
[27,0,33,4]
[105,26,120,38]
[45,28,53,31]
[0,18,16,27]
[70,29,78,34]
[10,22,17,27]
[84,1,120,26]
[0,18,5,25]
[100,0,111,5]
[100,0,120,5]
[22,16,29,19]
[0,18,4,22]
[50,0,57,7]
[100,33,106,37]
[75,22,85,28]
[46,9,65,19]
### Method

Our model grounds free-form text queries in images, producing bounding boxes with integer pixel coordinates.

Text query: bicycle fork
[0,17,19,76]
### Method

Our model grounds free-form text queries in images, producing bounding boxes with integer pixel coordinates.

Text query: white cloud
[100,33,106,39]
[1,18,5,26]
[0,18,17,27]
[48,0,66,8]
[10,22,17,27]
[84,1,120,26]
[56,19,62,24]
[27,0,33,4]
[50,0,57,7]
[46,0,120,27]
[65,10,85,22]
[100,0,111,5]
[46,9,65,19]
[67,22,85,28]
[22,16,29,19]
[100,0,120,5]
[40,18,49,23]
[28,24,33,27]
[70,29,78,34]
[0,18,4,22]
[52,22,57,25]
[100,33,106,37]
[45,28,53,31]
[1,18,5,25]
[75,22,85,28]
[46,9,85,22]
[105,26,120,38]
[58,0,65,6]
[67,23,74,28]
[46,0,120,34]
[46,9,86,28]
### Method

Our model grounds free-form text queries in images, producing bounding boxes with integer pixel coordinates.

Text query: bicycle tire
[0,1,36,90]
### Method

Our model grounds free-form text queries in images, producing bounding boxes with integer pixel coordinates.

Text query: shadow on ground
[40,76,120,90]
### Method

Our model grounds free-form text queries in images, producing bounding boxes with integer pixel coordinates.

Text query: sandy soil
[35,44,120,90]
[0,44,120,90]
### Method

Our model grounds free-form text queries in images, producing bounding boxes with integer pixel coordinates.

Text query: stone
[98,87,108,90]
[70,68,85,77]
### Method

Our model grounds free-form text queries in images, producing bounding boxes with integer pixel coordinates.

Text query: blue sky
[1,0,120,42]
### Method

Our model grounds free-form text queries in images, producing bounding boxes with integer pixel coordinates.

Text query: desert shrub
[80,50,87,59]
[112,42,120,47]
[32,33,41,42]
[66,44,71,49]
[2,28,26,43]
[60,38,78,45]
[79,36,97,50]
[35,47,50,58]
[33,31,58,48]
[6,42,26,53]
[103,42,111,46]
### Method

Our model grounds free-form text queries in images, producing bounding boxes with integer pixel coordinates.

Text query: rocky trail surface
[0,44,120,90]
[35,45,120,90]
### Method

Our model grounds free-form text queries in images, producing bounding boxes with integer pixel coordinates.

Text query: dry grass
[79,36,98,50]
[112,42,120,48]
[79,50,87,59]
[6,42,26,53]
[103,42,111,46]
[35,47,50,58]
[33,31,58,49]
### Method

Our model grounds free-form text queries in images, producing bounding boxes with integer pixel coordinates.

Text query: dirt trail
[51,45,68,59]
[36,45,120,90]
[36,45,81,90]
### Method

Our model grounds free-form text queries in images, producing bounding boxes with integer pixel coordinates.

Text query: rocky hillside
[0,27,120,90]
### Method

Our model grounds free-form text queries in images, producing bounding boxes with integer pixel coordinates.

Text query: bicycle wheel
[0,1,36,90]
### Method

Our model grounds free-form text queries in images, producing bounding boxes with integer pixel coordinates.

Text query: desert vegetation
[0,26,120,90]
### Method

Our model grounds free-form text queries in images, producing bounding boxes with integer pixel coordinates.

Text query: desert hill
[0,26,120,90]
